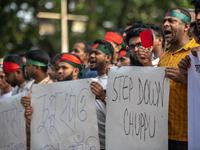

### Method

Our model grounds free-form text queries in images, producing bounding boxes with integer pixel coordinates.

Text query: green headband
[93,43,112,55]
[26,59,51,70]
[165,10,191,23]
[60,60,85,77]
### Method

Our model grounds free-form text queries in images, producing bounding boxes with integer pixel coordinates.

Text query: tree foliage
[0,0,193,58]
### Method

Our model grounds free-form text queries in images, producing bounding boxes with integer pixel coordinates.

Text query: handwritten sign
[31,78,100,150]
[188,52,200,150]
[106,66,169,150]
[0,93,26,150]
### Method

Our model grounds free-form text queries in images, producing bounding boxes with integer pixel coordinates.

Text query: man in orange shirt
[158,8,199,150]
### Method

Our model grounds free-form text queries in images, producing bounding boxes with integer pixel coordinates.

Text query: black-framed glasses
[127,42,142,51]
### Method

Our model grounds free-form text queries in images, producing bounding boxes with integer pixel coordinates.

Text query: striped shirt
[158,38,199,141]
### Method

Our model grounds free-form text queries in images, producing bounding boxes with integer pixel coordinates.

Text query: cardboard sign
[139,29,153,48]
[31,78,100,150]
[188,51,200,150]
[0,93,26,149]
[106,66,169,150]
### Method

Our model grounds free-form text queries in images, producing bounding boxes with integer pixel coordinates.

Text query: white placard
[106,66,169,150]
[0,93,26,149]
[31,78,100,150]
[188,51,200,150]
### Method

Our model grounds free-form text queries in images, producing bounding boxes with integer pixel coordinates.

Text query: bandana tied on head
[3,62,23,72]
[60,53,85,76]
[92,43,112,55]
[104,32,126,47]
[26,59,51,70]
[119,50,130,58]
[165,10,191,23]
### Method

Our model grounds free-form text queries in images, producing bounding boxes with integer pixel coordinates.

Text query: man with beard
[57,53,84,81]
[90,39,114,150]
[159,8,199,150]
[178,0,200,79]
[3,54,34,96]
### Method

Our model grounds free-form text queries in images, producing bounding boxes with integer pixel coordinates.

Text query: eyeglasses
[127,42,142,51]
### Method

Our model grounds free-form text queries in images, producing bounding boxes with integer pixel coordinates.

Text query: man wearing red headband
[117,48,131,67]
[90,39,114,150]
[57,53,84,81]
[3,54,34,96]
[104,31,125,64]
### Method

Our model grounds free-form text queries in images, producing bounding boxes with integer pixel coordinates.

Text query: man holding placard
[90,39,114,150]
[160,8,199,150]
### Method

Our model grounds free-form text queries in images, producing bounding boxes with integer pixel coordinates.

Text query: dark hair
[166,7,191,23]
[193,24,199,37]
[3,54,28,78]
[126,20,144,27]
[112,28,125,37]
[25,49,50,73]
[125,23,150,34]
[148,23,165,49]
[191,0,200,9]
[94,39,114,62]
[76,41,92,54]
[126,28,154,46]
[51,53,62,65]
[4,54,24,65]
[191,21,197,28]
[18,52,26,58]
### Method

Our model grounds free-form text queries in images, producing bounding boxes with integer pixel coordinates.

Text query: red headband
[3,62,20,72]
[119,50,127,57]
[104,32,123,44]
[60,53,82,65]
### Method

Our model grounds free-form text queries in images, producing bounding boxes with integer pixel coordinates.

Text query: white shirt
[95,74,107,149]
[0,91,13,100]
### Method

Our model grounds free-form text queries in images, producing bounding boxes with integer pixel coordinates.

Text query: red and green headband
[165,10,191,23]
[104,32,126,47]
[92,43,111,55]
[60,53,84,75]
[119,50,130,58]
[3,62,23,72]
[26,59,51,70]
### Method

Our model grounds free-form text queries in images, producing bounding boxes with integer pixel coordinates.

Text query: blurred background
[0,0,194,58]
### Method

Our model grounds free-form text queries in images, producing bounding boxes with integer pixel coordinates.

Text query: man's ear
[72,68,79,79]
[106,54,112,63]
[117,45,122,51]
[157,37,163,46]
[184,23,190,33]
[85,53,89,61]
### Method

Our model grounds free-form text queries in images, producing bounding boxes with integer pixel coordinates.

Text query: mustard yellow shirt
[158,38,199,141]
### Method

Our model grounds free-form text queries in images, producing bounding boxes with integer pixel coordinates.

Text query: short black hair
[4,54,24,65]
[191,0,200,9]
[112,28,125,37]
[148,23,165,49]
[125,23,150,34]
[76,41,92,54]
[126,20,144,27]
[25,49,50,73]
[51,53,62,65]
[191,21,197,28]
[166,7,191,23]
[18,52,26,58]
[3,54,27,78]
[94,39,114,61]
[126,28,154,46]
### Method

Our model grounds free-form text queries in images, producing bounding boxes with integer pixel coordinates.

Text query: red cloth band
[60,53,82,65]
[3,62,20,72]
[104,32,123,44]
[119,50,127,57]
[92,43,99,49]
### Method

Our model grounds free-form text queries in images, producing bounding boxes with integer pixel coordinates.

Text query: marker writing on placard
[112,75,133,102]
[138,77,166,107]
[0,141,26,150]
[123,108,156,141]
